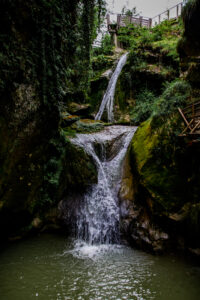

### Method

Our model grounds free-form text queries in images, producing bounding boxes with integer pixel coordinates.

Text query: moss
[131,119,182,212]
[132,119,157,171]
[131,108,200,215]
[71,119,105,133]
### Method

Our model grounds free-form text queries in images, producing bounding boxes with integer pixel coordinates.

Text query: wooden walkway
[107,14,152,30]
[107,1,184,31]
[178,101,200,136]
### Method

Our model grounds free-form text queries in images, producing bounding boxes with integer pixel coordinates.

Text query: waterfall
[71,126,137,245]
[95,53,128,122]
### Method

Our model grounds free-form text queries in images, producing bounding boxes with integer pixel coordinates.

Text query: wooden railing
[152,2,184,26]
[116,15,152,29]
[107,14,152,30]
[178,101,200,136]
[107,1,185,30]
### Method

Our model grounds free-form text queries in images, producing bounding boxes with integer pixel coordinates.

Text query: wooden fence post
[181,3,183,12]
[139,16,143,27]
[117,14,121,29]
[158,14,161,24]
[167,9,170,20]
[176,5,179,18]
[106,14,110,28]
[149,18,152,28]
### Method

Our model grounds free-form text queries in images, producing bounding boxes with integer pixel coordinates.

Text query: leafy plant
[154,80,191,117]
[130,89,156,124]
[93,34,113,56]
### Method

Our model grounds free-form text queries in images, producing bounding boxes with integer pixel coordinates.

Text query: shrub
[154,80,191,117]
[93,34,113,56]
[130,89,156,124]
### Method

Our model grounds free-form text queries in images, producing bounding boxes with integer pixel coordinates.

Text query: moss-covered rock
[61,113,80,127]
[71,119,105,133]
[131,118,186,212]
[66,103,91,117]
[130,113,200,251]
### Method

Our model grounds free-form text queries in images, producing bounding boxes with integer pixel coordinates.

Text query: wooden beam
[191,120,200,134]
[181,119,193,135]
[167,10,170,20]
[181,3,183,12]
[117,14,121,28]
[176,5,179,18]
[139,16,143,27]
[178,108,193,131]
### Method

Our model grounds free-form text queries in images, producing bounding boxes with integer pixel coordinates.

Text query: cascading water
[71,126,137,245]
[95,53,128,122]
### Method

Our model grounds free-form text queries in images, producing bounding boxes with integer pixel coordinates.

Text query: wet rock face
[123,116,200,254]
[93,132,125,161]
[67,102,91,118]
[128,211,169,253]
[119,150,169,253]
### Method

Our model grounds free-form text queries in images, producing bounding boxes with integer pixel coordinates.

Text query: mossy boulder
[61,113,80,127]
[130,115,200,250]
[131,117,188,213]
[71,119,105,133]
[66,102,91,117]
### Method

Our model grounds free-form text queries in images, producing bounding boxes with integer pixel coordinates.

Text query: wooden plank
[186,110,200,118]
[183,101,200,110]
[191,120,200,133]
[181,119,194,134]
[178,108,193,130]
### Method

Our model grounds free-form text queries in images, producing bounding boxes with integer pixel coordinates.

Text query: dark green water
[0,234,200,300]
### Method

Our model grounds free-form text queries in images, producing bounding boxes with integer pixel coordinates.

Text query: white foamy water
[68,240,124,260]
[95,53,128,122]
[71,126,137,248]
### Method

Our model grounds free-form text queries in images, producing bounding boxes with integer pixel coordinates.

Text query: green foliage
[93,34,113,56]
[121,6,137,16]
[117,19,182,63]
[71,119,104,133]
[91,54,114,72]
[0,0,106,223]
[130,80,191,125]
[154,80,191,117]
[130,90,156,124]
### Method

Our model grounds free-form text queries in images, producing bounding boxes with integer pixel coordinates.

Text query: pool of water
[0,234,200,300]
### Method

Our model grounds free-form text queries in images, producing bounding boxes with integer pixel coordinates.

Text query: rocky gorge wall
[0,0,99,240]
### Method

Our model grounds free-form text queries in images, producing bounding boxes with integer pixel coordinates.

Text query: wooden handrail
[178,99,200,136]
[152,2,183,19]
[183,100,200,110]
[107,1,184,30]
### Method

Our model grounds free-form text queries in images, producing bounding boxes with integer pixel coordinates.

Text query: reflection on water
[0,234,200,300]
